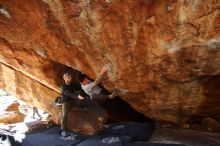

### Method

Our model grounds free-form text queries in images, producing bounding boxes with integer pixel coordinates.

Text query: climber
[60,72,87,136]
[76,66,118,102]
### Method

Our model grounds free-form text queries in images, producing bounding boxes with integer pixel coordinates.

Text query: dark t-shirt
[60,82,87,102]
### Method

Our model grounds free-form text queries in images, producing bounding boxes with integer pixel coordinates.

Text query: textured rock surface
[149,128,220,146]
[0,112,25,124]
[5,102,19,112]
[0,94,24,124]
[201,117,220,132]
[0,0,220,126]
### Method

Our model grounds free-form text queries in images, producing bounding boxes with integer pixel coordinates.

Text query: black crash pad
[21,122,186,146]
[76,135,124,146]
[77,122,155,146]
[22,126,86,146]
[99,122,155,142]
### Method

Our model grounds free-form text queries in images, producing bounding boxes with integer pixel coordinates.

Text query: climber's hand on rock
[78,95,85,100]
[100,66,108,74]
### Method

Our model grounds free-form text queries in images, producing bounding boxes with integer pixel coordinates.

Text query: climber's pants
[60,101,72,130]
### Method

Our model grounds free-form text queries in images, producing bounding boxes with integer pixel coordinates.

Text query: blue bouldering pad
[22,126,86,146]
[99,122,155,142]
[76,135,124,146]
[20,122,186,146]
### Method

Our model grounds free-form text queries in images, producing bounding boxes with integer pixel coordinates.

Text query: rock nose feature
[0,0,220,132]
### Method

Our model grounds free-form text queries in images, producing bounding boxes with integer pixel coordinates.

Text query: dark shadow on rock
[191,75,220,131]
[99,97,152,123]
[42,60,82,86]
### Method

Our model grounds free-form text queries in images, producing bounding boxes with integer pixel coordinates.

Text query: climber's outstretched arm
[92,66,108,89]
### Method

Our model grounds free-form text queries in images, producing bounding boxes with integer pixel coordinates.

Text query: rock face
[0,0,220,126]
[0,100,25,124]
[149,128,220,146]
[5,102,19,112]
[0,112,25,124]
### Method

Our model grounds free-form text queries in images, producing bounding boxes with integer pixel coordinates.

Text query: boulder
[0,0,220,126]
[0,112,25,124]
[201,117,220,132]
[5,102,20,112]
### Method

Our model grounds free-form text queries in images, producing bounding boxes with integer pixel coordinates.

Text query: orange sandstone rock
[0,0,219,128]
